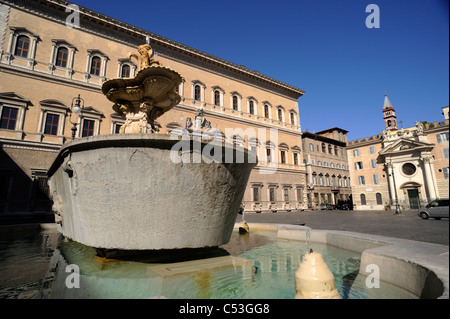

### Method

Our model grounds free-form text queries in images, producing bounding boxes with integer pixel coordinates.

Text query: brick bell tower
[383,92,398,131]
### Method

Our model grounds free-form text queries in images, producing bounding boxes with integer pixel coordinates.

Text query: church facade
[347,95,449,211]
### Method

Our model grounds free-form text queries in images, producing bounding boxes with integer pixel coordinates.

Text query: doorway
[407,189,420,209]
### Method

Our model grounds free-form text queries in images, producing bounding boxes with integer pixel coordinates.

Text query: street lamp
[69,94,84,139]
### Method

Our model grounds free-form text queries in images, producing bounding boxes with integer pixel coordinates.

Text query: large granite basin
[47,134,256,251]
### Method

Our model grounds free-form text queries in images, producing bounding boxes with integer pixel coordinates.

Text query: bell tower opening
[383,92,398,131]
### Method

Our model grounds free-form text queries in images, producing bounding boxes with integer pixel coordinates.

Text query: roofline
[6,0,305,98]
[315,127,349,134]
[301,131,347,147]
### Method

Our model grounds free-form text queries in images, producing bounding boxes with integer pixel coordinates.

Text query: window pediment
[9,27,39,39]
[87,49,109,59]
[0,92,31,105]
[52,39,77,50]
[80,106,105,118]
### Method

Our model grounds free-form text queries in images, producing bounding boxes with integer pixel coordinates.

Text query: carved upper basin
[101,66,182,112]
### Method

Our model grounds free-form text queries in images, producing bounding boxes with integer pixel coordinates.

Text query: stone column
[385,163,396,204]
[421,156,437,201]
[306,154,313,185]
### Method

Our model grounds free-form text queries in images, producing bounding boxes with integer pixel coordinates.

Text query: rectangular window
[1,107,18,130]
[355,161,363,170]
[283,188,289,202]
[444,167,449,179]
[437,132,449,143]
[44,113,59,135]
[312,175,317,185]
[56,48,68,68]
[296,188,303,202]
[90,57,101,76]
[373,174,379,184]
[326,176,330,186]
[319,175,323,185]
[280,150,286,164]
[293,153,298,166]
[371,159,377,168]
[353,149,360,157]
[82,119,95,137]
[369,146,375,154]
[114,124,122,134]
[358,176,365,185]
[253,187,260,203]
[309,143,314,151]
[444,148,449,159]
[15,36,30,58]
[269,187,276,203]
[266,148,271,163]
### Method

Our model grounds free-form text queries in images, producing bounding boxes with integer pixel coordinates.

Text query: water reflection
[0,225,60,299]
[0,226,419,299]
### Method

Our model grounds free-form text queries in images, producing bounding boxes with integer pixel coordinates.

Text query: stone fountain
[47,43,256,254]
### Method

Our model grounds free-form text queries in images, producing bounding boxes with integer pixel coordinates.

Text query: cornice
[0,137,61,152]
[0,63,102,93]
[2,0,305,99]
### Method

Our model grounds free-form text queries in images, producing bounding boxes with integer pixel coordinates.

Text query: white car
[418,199,449,220]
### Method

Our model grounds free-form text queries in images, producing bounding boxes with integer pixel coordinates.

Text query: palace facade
[302,127,352,208]
[0,0,307,219]
[347,95,449,211]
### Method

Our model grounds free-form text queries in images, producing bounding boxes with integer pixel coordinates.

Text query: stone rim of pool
[234,222,449,299]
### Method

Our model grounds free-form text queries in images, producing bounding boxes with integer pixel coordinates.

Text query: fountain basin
[47,134,256,251]
[247,223,449,299]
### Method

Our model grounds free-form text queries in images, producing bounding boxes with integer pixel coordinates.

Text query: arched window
[277,108,283,122]
[15,35,30,58]
[334,146,338,156]
[387,119,392,127]
[214,90,220,106]
[194,85,201,101]
[290,112,295,125]
[232,96,238,111]
[264,104,269,118]
[90,56,101,76]
[328,144,332,154]
[360,194,366,205]
[249,100,254,115]
[121,64,130,78]
[55,47,68,67]
[321,143,326,153]
[376,193,383,205]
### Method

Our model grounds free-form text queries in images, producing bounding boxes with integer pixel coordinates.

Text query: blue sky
[73,0,449,141]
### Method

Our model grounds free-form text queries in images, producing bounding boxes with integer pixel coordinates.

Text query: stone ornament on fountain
[101,43,182,134]
[295,249,341,299]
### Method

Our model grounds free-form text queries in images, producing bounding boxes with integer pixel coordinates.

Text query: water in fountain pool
[0,226,418,299]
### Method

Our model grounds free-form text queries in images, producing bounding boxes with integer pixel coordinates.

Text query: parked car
[336,202,350,210]
[326,204,335,210]
[418,198,449,220]
[319,203,327,210]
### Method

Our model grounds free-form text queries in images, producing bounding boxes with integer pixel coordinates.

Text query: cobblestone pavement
[237,209,449,246]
